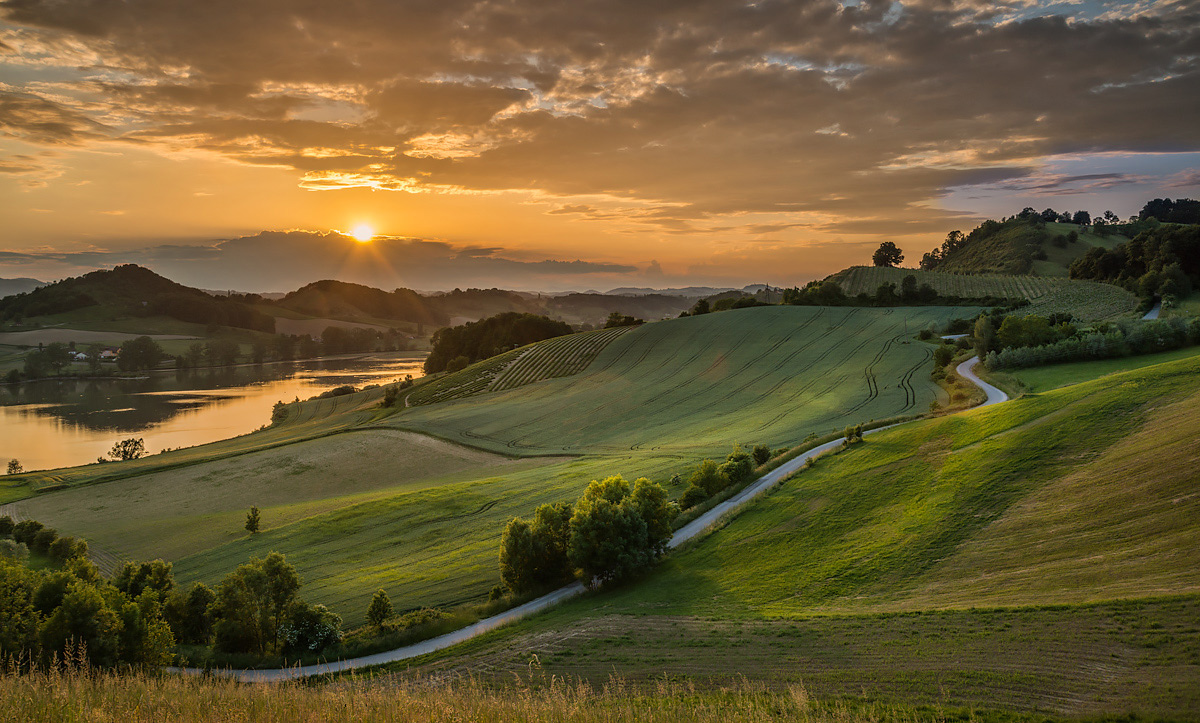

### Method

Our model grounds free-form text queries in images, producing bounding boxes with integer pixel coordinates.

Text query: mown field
[394,352,1200,717]
[393,306,972,455]
[827,266,1137,320]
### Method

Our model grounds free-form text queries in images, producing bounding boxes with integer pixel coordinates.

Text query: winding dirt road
[177,356,1007,683]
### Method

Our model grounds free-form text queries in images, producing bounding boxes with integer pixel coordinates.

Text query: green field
[386,351,1200,716]
[827,266,1137,320]
[10,305,973,625]
[393,306,971,455]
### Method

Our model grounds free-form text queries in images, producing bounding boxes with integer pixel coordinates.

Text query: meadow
[827,266,1137,320]
[7,306,972,625]
[393,306,971,455]
[389,352,1200,716]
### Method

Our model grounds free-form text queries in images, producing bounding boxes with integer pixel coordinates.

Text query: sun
[350,223,375,242]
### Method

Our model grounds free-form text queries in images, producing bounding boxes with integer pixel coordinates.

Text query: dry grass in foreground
[1,657,990,723]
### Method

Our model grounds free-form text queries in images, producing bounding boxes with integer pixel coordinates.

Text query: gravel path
[175,356,1007,683]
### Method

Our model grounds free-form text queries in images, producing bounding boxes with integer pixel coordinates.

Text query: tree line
[1,517,342,667]
[425,312,573,373]
[1068,224,1200,301]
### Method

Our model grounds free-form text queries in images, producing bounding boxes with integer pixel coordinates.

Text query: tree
[85,343,105,374]
[12,519,44,546]
[184,342,205,368]
[280,600,342,655]
[205,339,240,367]
[690,298,710,315]
[1072,210,1091,225]
[6,459,21,475]
[367,589,393,627]
[39,582,123,667]
[49,536,88,564]
[498,518,538,594]
[567,476,675,587]
[899,275,919,303]
[973,315,997,357]
[872,242,904,267]
[164,581,215,645]
[687,459,724,496]
[0,560,40,656]
[246,506,261,533]
[108,437,146,461]
[751,444,771,466]
[0,515,13,537]
[210,552,301,655]
[117,336,164,372]
[114,559,175,598]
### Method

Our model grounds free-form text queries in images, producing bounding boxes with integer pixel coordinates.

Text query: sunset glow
[351,224,375,243]
[0,0,1196,291]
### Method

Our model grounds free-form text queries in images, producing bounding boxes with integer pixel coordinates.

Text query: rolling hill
[0,277,44,298]
[392,306,972,455]
[399,347,1200,717]
[828,266,1138,320]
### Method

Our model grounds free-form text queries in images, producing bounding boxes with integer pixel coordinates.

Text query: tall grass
[0,656,979,723]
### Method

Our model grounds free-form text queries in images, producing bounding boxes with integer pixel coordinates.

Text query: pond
[0,353,426,472]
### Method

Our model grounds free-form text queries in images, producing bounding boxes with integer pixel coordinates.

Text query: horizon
[2,1,1197,290]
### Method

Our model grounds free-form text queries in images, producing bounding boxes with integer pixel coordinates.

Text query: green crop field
[827,266,1137,320]
[395,352,1200,717]
[392,306,972,455]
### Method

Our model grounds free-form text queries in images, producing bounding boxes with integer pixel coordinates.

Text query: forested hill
[0,264,275,332]
[920,198,1198,278]
[276,280,449,326]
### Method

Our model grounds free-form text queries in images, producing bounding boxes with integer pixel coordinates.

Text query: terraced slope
[828,266,1137,320]
[394,306,972,455]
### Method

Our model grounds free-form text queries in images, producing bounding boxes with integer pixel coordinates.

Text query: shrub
[280,601,342,655]
[12,519,43,545]
[678,484,709,510]
[0,539,28,562]
[751,444,771,466]
[0,515,13,538]
[31,527,58,554]
[49,535,88,564]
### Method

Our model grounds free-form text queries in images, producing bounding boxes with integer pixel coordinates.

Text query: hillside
[0,264,275,332]
[828,266,1138,320]
[922,214,1131,277]
[275,279,447,327]
[400,349,1200,716]
[393,305,972,455]
[9,305,967,625]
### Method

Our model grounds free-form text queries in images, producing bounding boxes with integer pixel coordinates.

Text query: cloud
[3,230,639,291]
[0,0,1196,250]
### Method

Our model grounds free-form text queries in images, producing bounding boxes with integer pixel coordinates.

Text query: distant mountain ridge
[0,277,46,299]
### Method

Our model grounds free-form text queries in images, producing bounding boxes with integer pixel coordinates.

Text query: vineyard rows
[406,327,634,407]
[829,266,1136,320]
[490,326,634,391]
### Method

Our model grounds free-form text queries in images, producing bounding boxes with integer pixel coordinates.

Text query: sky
[0,0,1198,292]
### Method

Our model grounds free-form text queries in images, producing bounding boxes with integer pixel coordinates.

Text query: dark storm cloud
[4,231,637,291]
[1,0,1197,229]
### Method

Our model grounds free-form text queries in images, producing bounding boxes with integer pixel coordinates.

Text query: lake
[0,353,426,472]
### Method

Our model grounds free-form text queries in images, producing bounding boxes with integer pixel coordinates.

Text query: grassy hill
[828,266,1137,320]
[397,349,1200,716]
[9,305,969,624]
[926,216,1131,277]
[392,306,972,455]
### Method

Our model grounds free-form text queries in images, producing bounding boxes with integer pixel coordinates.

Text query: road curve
[176,356,1005,683]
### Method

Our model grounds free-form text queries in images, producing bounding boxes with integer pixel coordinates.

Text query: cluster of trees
[971,311,1077,358]
[0,528,342,667]
[499,476,678,593]
[677,445,769,510]
[425,312,573,373]
[985,317,1200,371]
[604,312,644,328]
[3,517,89,565]
[1069,225,1200,300]
[784,277,1022,309]
[1139,198,1200,225]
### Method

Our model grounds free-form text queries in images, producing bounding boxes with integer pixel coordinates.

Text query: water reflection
[0,354,426,472]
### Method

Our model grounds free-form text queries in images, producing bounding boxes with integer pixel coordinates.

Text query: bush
[12,519,43,545]
[280,601,342,655]
[0,515,13,538]
[367,589,393,627]
[751,444,771,466]
[48,535,88,564]
[31,527,58,554]
[678,484,709,510]
[0,539,28,562]
[567,476,677,586]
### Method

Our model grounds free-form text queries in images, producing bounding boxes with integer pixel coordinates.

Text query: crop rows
[405,348,523,406]
[829,266,1136,320]
[489,326,634,392]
